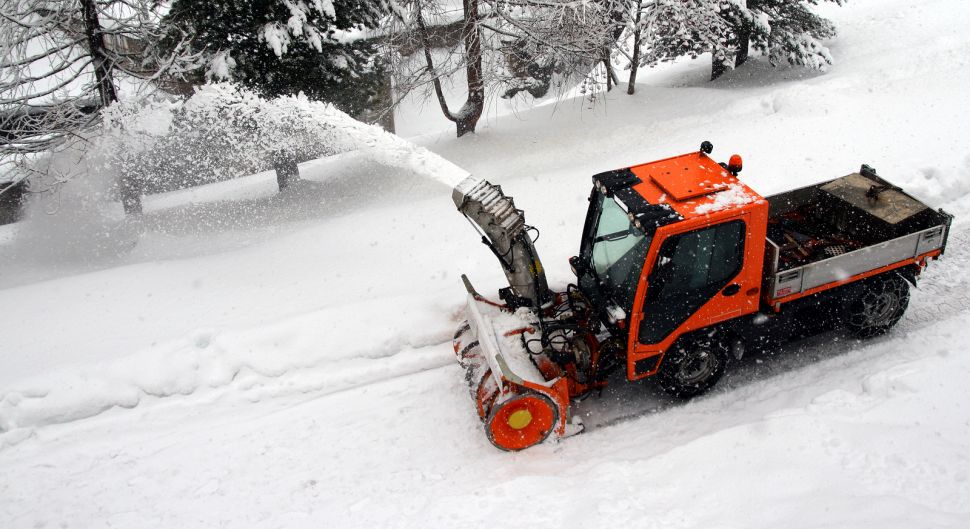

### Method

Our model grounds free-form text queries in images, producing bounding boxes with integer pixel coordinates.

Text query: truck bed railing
[769,220,950,300]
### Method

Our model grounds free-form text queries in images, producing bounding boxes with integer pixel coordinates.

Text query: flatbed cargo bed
[764,168,952,302]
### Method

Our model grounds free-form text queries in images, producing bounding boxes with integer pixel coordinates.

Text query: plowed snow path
[3,297,969,528]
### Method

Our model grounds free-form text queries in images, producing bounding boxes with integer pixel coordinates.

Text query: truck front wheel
[658,337,729,399]
[844,273,910,339]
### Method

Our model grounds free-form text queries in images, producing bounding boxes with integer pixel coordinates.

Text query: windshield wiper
[593,229,632,243]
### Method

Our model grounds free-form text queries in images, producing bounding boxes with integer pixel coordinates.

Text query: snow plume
[96,81,465,195]
[95,83,353,194]
[12,144,138,264]
[7,83,469,266]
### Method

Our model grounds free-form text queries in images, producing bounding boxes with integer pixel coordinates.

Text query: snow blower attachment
[452,143,952,451]
[451,177,575,450]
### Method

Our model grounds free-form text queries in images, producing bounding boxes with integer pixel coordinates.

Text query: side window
[639,221,745,344]
[709,222,744,284]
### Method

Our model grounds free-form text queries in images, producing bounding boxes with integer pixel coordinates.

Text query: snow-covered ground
[3,0,970,526]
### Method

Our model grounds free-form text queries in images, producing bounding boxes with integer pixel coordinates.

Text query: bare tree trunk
[456,0,484,137]
[735,20,751,67]
[627,40,640,94]
[82,0,139,215]
[627,5,644,95]
[377,73,396,133]
[273,152,300,191]
[79,0,118,107]
[604,57,618,91]
[415,5,455,123]
[415,0,483,138]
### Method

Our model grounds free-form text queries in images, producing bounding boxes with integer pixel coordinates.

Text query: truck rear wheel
[657,337,728,399]
[844,273,910,339]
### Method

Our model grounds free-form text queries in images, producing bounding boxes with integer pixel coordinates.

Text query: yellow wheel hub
[507,409,533,430]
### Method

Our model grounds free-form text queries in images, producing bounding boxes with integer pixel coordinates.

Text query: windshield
[587,195,652,313]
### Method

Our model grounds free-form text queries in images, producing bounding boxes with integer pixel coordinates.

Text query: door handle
[722,283,741,296]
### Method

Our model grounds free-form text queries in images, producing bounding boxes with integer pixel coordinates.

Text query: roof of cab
[627,151,765,219]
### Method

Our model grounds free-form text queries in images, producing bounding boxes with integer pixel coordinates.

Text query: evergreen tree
[164,1,389,117]
[716,0,844,79]
[745,0,843,69]
[617,0,732,87]
[618,0,844,85]
[646,0,732,66]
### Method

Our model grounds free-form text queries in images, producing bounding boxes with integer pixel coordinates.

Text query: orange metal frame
[616,154,772,381]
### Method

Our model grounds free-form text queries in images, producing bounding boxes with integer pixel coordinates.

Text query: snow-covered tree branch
[384,0,622,137]
[0,0,200,212]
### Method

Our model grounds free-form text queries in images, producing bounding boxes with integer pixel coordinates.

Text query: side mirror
[569,256,587,277]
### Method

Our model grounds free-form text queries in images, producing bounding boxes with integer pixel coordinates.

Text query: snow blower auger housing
[453,142,953,451]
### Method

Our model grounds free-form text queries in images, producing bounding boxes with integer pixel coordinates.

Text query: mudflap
[453,294,573,451]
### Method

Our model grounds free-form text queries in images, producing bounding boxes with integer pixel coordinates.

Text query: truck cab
[575,149,769,385]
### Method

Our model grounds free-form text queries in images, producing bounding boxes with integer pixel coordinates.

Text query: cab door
[628,217,751,378]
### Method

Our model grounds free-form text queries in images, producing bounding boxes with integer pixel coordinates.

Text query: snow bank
[0,295,454,434]
[3,287,969,528]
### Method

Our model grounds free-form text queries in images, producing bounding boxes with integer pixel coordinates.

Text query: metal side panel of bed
[769,223,948,300]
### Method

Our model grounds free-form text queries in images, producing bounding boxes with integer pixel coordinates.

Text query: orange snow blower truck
[452,142,953,451]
